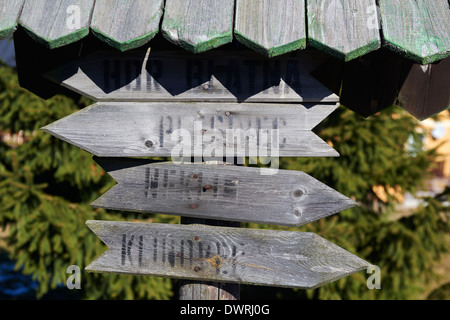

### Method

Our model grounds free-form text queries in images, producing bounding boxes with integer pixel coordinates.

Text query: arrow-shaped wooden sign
[86,220,371,289]
[42,102,339,158]
[43,48,339,103]
[91,159,356,227]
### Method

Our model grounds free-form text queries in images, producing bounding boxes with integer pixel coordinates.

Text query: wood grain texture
[85,220,371,289]
[307,0,381,61]
[398,57,450,120]
[161,0,234,53]
[90,0,164,51]
[90,159,357,227]
[19,0,95,49]
[178,217,240,300]
[0,0,25,39]
[43,48,339,103]
[380,0,450,64]
[179,281,239,300]
[41,101,339,158]
[234,0,306,58]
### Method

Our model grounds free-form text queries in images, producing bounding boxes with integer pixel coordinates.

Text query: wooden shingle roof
[1,0,450,64]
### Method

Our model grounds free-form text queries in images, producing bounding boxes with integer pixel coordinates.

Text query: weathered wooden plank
[161,0,234,53]
[90,159,357,227]
[307,0,381,61]
[90,0,164,51]
[43,48,339,103]
[0,0,25,39]
[398,57,450,120]
[234,0,306,58]
[85,220,371,289]
[41,102,339,158]
[19,0,95,49]
[380,0,450,64]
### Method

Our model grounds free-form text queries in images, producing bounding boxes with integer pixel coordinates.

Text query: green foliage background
[0,61,449,300]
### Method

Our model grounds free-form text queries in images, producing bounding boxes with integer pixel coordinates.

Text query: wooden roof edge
[3,26,449,66]
[1,0,449,65]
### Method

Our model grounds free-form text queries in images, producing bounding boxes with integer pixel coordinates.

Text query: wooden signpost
[85,220,370,289]
[42,43,371,300]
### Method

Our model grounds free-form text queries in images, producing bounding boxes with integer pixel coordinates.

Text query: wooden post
[178,159,241,300]
[178,217,240,300]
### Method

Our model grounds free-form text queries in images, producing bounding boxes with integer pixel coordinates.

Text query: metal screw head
[144,140,154,148]
[225,111,231,116]
[202,83,210,90]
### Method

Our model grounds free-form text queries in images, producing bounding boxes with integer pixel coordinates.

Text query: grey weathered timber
[90,0,164,51]
[307,0,381,61]
[19,0,95,49]
[380,0,450,65]
[179,281,239,300]
[398,57,450,120]
[43,49,339,103]
[41,102,339,158]
[0,0,25,39]
[161,0,234,53]
[85,220,371,289]
[234,0,306,58]
[179,217,240,300]
[90,159,357,227]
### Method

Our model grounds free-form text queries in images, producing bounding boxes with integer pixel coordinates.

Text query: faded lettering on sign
[120,233,241,276]
[143,167,238,202]
[101,56,302,95]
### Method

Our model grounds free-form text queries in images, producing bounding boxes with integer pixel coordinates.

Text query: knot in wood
[293,208,302,218]
[294,190,304,197]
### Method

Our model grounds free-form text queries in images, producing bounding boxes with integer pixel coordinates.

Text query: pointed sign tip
[85,220,96,228]
[85,220,105,236]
